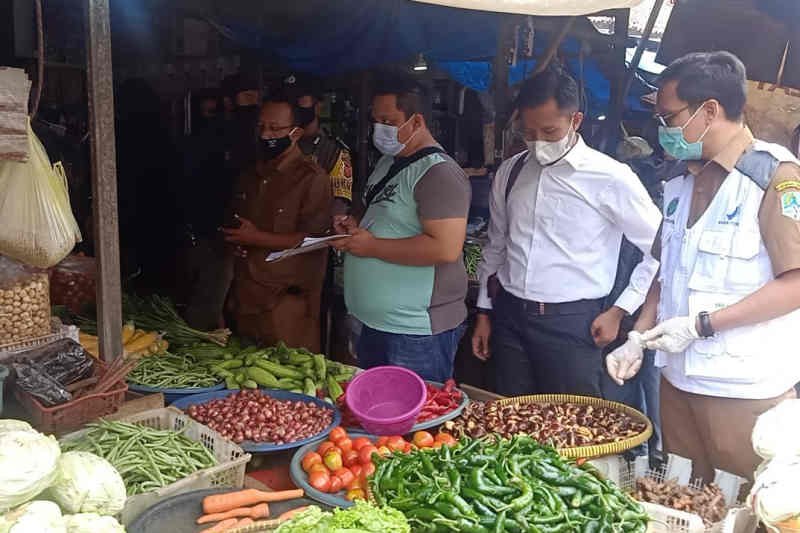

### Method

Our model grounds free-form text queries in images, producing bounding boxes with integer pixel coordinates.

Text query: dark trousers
[490,288,604,397]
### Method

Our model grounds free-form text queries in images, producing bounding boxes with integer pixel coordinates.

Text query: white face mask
[372,116,416,156]
[526,125,576,166]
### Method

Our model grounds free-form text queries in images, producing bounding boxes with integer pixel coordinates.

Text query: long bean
[128,353,220,389]
[60,420,217,495]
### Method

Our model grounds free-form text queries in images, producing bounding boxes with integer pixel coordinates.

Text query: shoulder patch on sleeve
[780,190,800,221]
[776,180,800,193]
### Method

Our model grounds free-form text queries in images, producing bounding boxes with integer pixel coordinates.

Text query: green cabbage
[0,430,61,513]
[63,513,125,533]
[0,500,65,533]
[48,452,126,516]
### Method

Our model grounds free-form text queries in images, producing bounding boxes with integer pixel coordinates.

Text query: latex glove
[605,331,645,386]
[641,316,700,353]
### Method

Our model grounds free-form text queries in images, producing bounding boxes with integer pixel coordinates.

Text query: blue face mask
[658,104,711,161]
[372,116,417,156]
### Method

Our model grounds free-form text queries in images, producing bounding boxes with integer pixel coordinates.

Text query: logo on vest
[665,197,679,224]
[718,204,741,226]
[781,190,800,221]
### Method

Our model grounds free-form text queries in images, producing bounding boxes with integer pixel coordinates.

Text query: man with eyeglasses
[605,51,800,482]
[472,66,661,397]
[223,93,332,351]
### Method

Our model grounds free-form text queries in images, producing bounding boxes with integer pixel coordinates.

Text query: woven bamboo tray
[494,394,653,458]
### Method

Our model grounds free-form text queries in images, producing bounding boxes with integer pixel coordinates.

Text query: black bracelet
[476,307,492,316]
[698,311,715,338]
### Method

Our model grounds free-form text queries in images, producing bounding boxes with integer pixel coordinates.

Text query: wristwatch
[697,311,715,338]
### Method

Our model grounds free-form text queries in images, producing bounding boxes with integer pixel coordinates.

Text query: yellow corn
[121,322,136,344]
[123,331,159,354]
[158,339,169,353]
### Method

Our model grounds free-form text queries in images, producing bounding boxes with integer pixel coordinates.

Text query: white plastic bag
[752,399,800,460]
[0,122,81,268]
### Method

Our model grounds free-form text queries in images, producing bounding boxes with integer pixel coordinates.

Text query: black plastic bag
[12,339,94,406]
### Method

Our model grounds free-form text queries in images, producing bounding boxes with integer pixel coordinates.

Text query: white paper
[265,234,349,262]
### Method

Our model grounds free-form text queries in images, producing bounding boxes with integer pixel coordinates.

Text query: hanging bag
[0,121,82,268]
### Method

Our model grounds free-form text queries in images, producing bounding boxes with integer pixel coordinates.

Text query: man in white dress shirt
[472,67,662,397]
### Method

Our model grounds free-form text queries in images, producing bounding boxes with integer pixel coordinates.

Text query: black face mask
[260,134,293,161]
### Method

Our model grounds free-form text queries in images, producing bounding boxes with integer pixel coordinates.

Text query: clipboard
[265,234,350,263]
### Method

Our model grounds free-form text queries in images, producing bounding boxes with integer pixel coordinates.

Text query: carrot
[196,503,270,524]
[277,506,311,521]
[203,489,304,515]
[201,518,238,532]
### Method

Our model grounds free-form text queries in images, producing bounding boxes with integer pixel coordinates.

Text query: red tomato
[337,438,354,454]
[432,441,444,449]
[351,437,371,451]
[345,474,364,491]
[329,475,343,493]
[361,461,376,479]
[413,431,435,448]
[386,436,406,452]
[349,464,363,479]
[309,470,331,492]
[317,441,337,456]
[342,449,360,468]
[308,463,329,475]
[375,436,389,447]
[330,427,348,443]
[358,445,378,465]
[301,451,322,473]
[334,467,355,487]
[435,433,458,447]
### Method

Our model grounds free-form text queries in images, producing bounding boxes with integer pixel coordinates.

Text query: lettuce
[0,430,61,513]
[48,452,126,516]
[275,501,409,533]
[63,513,125,533]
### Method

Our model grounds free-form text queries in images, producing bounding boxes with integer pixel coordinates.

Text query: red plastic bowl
[344,366,426,435]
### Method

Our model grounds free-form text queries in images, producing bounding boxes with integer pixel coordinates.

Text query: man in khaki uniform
[224,95,331,351]
[606,51,800,482]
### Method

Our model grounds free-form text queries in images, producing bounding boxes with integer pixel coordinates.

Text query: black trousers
[490,287,604,397]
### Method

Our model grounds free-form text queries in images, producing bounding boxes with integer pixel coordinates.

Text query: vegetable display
[60,419,217,496]
[338,380,463,429]
[0,500,65,533]
[463,242,482,281]
[299,427,457,501]
[48,256,95,314]
[47,451,126,516]
[185,390,334,445]
[369,434,649,533]
[80,322,168,359]
[635,478,726,526]
[444,400,648,448]
[0,266,50,345]
[274,500,410,533]
[127,353,220,389]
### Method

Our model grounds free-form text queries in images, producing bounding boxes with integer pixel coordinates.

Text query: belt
[499,286,604,316]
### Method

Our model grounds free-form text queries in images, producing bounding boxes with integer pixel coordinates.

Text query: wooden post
[86,0,123,361]
[492,15,514,166]
[602,8,630,155]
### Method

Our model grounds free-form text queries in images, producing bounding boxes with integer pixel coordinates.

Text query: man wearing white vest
[606,51,800,482]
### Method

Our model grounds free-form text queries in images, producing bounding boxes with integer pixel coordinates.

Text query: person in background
[220,72,262,178]
[285,75,354,217]
[224,94,332,351]
[472,66,661,398]
[606,51,800,482]
[332,73,470,382]
[179,89,235,330]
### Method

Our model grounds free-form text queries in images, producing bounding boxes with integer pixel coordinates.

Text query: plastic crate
[61,407,251,525]
[590,454,750,533]
[0,318,78,362]
[14,361,127,434]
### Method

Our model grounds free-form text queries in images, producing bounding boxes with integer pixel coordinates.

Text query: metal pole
[601,8,630,155]
[533,17,576,76]
[86,0,123,361]
[622,0,665,100]
[492,15,514,166]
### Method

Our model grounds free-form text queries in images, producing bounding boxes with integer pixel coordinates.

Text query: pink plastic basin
[345,366,426,435]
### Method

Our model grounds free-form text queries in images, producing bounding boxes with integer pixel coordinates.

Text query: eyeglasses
[653,105,690,127]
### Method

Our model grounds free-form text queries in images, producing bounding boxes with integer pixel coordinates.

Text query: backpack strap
[364,146,444,209]
[734,149,778,191]
[505,151,529,202]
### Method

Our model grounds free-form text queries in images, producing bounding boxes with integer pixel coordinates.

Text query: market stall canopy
[411,0,644,16]
[657,0,800,89]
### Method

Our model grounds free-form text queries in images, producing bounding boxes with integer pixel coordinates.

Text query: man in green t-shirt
[332,74,471,382]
